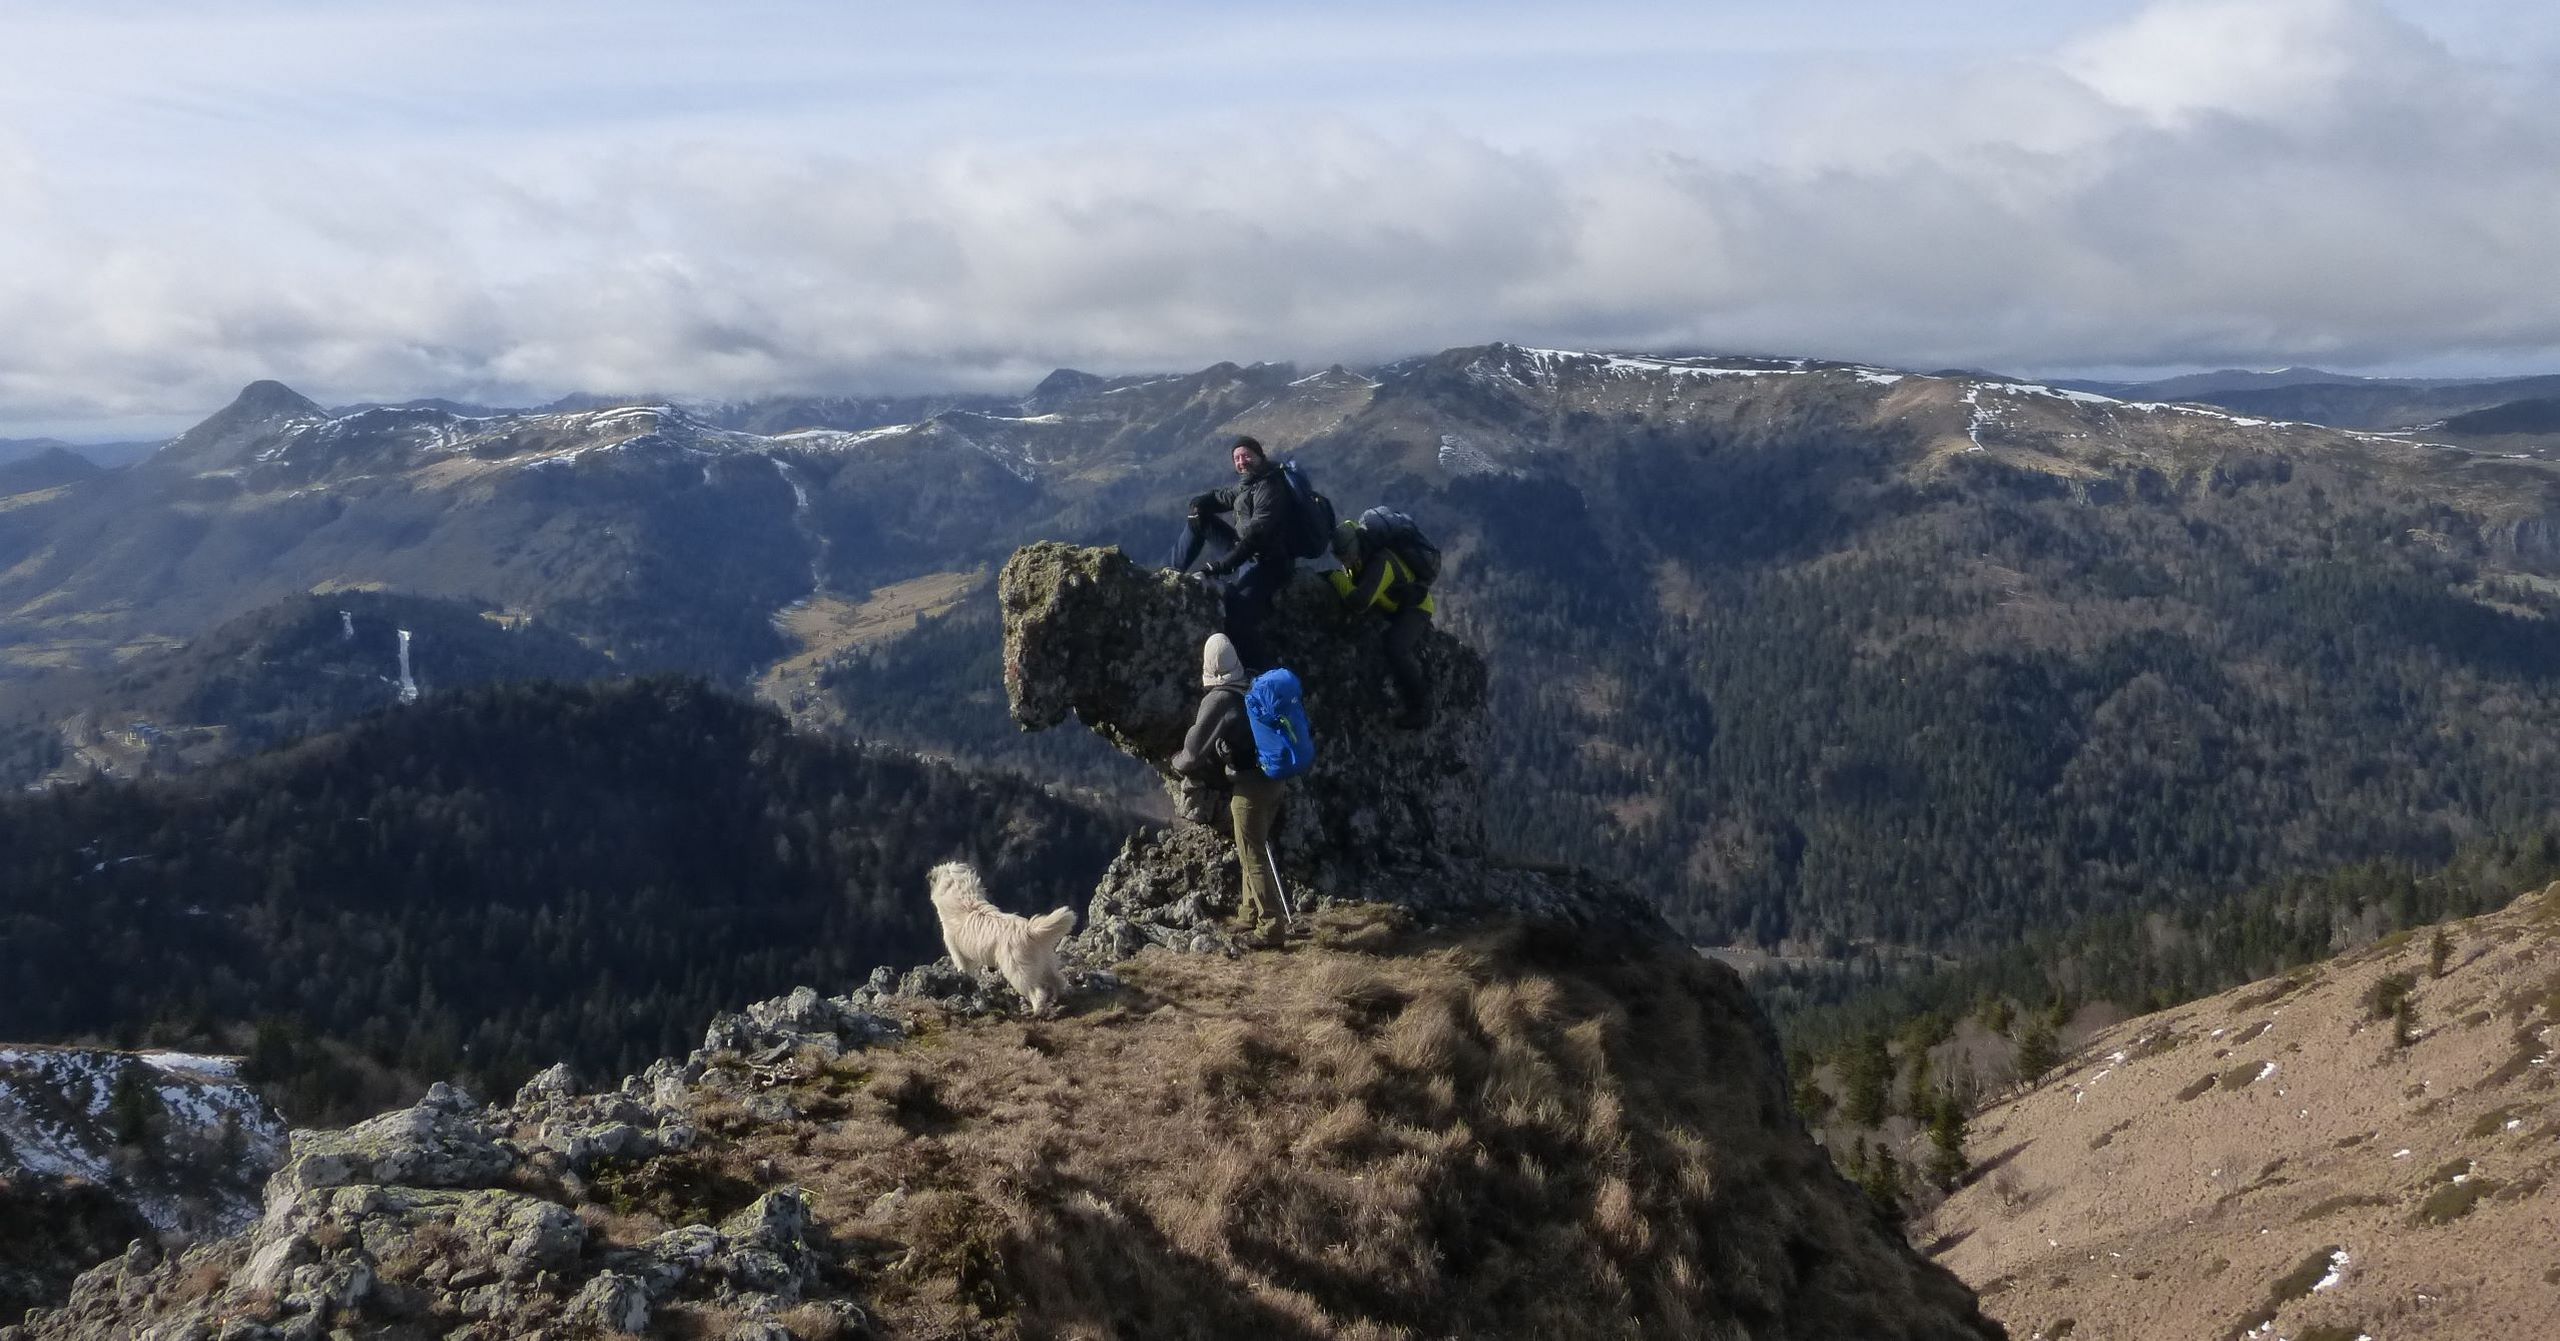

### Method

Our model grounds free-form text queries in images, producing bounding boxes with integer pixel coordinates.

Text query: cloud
[5,0,2560,432]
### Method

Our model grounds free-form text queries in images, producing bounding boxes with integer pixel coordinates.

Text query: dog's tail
[1028,906,1078,949]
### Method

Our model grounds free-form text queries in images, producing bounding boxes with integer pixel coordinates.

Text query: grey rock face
[570,1270,651,1333]
[267,1084,517,1198]
[999,541,1657,939]
[701,984,905,1060]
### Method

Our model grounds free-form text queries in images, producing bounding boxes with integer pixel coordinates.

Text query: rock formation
[999,540,1651,956]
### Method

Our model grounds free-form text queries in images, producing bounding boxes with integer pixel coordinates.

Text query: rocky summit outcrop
[1000,540,1653,954]
[15,908,2007,1341]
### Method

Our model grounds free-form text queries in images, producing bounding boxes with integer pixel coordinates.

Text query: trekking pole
[1264,841,1297,924]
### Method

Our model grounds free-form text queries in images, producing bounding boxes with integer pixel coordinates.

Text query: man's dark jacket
[1170,687,1255,784]
[1193,460,1295,573]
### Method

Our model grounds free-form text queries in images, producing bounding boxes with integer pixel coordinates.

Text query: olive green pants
[1229,771,1286,926]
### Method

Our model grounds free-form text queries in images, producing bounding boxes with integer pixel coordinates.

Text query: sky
[4,0,2560,439]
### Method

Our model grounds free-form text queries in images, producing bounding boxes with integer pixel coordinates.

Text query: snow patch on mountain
[0,1045,287,1235]
[1436,433,1512,478]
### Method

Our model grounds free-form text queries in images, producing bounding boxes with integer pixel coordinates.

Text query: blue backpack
[1277,461,1338,562]
[1244,668,1316,780]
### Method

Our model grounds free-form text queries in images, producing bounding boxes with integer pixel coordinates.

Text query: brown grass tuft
[1188,1020,1292,1103]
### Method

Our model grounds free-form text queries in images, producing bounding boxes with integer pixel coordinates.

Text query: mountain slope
[1923,883,2560,1341]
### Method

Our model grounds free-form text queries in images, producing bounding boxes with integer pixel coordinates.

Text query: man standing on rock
[1169,632,1290,946]
[1168,435,1296,670]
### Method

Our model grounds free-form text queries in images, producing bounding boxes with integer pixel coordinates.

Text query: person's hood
[1201,633,1250,691]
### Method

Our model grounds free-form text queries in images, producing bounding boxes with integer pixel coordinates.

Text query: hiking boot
[1233,919,1285,950]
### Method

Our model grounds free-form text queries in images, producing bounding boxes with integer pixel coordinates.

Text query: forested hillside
[0,678,1124,1122]
[0,591,617,786]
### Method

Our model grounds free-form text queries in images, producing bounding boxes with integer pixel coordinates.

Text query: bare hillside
[1924,883,2560,1340]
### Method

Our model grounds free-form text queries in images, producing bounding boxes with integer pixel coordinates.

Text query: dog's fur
[927,861,1077,1015]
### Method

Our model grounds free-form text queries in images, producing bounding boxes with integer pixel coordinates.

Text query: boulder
[266,1084,516,1198]
[700,985,904,1060]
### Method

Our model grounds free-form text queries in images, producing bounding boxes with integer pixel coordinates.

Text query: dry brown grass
[776,1301,855,1340]
[575,1199,671,1249]
[634,902,1989,1341]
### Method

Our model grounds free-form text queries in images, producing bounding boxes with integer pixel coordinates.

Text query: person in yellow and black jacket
[1327,514,1437,730]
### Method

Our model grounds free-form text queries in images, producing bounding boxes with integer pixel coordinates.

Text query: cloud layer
[4,0,2558,432]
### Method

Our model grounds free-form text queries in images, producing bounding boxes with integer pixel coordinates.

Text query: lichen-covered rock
[509,1062,579,1109]
[570,1270,651,1333]
[267,1084,516,1198]
[999,541,1653,935]
[840,949,1121,1021]
[700,984,904,1061]
[22,1166,845,1341]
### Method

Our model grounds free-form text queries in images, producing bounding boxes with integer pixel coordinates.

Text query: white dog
[927,861,1077,1015]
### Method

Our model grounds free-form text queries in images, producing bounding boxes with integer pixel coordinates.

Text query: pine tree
[1861,1144,1906,1222]
[1926,1094,1970,1191]
[2013,1017,2061,1085]
[1841,1032,1894,1127]
[108,1067,161,1150]
[1792,1071,1836,1126]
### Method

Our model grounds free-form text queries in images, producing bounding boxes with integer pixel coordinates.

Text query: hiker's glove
[1201,557,1235,578]
[1176,784,1220,826]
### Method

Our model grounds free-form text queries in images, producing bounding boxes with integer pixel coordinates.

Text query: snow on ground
[139,1051,239,1077]
[1513,347,1812,380]
[1,1045,286,1231]
[1436,434,1509,478]
[1985,381,2117,406]
[1961,386,1990,452]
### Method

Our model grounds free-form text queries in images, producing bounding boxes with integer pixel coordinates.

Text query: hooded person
[1168,631,1291,943]
[1165,435,1296,670]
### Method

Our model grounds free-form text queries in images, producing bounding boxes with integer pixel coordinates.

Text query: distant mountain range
[2059,367,2560,434]
[0,438,157,471]
[9,345,2560,968]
